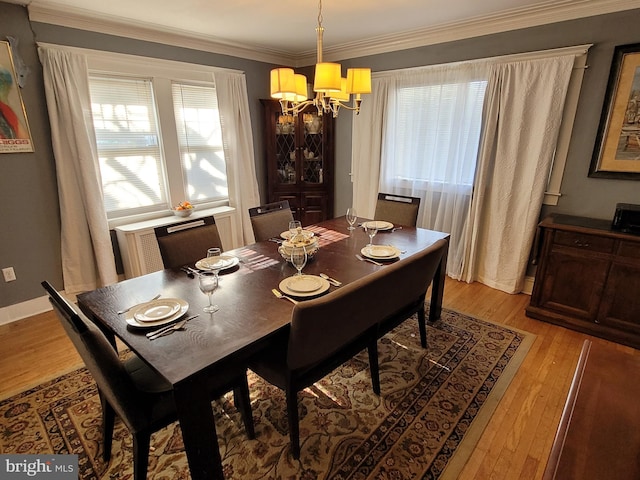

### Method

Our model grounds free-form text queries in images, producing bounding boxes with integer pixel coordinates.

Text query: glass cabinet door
[275,113,296,185]
[302,111,324,184]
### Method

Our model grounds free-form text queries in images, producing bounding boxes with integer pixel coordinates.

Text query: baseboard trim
[523,275,535,295]
[0,296,53,326]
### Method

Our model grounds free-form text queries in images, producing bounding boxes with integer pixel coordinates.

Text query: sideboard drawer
[553,231,615,253]
[617,240,640,260]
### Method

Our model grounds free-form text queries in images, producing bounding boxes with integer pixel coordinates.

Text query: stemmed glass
[288,220,302,240]
[346,208,357,230]
[364,222,378,247]
[198,271,219,313]
[290,246,308,276]
[206,247,222,270]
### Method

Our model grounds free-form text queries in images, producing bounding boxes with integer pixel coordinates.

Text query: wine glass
[206,247,222,271]
[290,246,308,276]
[364,222,378,247]
[198,271,219,313]
[288,220,302,240]
[346,208,357,230]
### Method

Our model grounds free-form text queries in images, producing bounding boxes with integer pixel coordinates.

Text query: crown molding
[298,0,640,65]
[28,0,640,67]
[28,4,296,65]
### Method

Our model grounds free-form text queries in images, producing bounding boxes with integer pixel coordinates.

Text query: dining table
[76,216,450,480]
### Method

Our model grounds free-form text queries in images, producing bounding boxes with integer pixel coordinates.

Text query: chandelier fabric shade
[314,63,342,92]
[269,0,371,117]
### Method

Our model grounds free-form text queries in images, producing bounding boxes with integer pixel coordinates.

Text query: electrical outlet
[2,267,16,282]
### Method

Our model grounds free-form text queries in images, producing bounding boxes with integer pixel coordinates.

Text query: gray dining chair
[249,200,294,242]
[374,192,421,227]
[154,216,222,269]
[41,281,255,480]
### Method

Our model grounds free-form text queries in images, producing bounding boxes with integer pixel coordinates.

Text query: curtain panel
[353,53,576,293]
[39,46,118,293]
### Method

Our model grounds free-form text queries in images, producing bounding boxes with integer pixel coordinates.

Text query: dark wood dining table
[76,216,449,480]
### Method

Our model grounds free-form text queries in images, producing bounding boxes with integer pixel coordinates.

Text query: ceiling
[8,0,640,65]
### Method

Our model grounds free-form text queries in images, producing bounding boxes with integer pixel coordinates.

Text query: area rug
[0,308,534,479]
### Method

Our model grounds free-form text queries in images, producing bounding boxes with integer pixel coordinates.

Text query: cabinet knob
[573,239,590,248]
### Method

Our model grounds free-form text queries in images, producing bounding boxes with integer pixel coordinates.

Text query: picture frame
[589,43,640,179]
[0,40,33,153]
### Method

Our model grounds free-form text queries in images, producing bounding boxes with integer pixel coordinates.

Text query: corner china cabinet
[262,99,334,225]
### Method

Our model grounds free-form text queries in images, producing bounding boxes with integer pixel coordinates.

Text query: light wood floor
[1,278,636,479]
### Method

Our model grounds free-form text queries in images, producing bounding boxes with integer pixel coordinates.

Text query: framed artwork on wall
[589,43,640,179]
[0,40,33,153]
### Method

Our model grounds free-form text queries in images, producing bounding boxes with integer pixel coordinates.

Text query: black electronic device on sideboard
[612,203,640,235]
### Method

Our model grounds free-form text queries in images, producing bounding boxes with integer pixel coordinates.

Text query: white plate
[195,255,239,271]
[126,298,189,329]
[362,220,394,231]
[280,230,315,240]
[286,275,323,293]
[361,245,400,260]
[278,275,330,298]
[134,299,181,322]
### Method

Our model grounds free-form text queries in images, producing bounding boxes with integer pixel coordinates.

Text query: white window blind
[394,80,487,186]
[172,83,228,203]
[90,76,167,215]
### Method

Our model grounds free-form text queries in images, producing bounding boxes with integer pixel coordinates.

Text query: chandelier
[270,0,371,118]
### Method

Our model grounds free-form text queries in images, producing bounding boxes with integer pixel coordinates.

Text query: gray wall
[1,1,640,308]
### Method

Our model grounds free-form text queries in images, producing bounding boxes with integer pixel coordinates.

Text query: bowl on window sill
[173,207,194,217]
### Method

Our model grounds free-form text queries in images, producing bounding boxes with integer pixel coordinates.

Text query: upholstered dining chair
[154,216,222,269]
[249,200,294,242]
[41,281,255,480]
[248,272,390,459]
[374,192,421,227]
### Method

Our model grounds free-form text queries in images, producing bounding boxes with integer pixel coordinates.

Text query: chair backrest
[249,200,294,242]
[41,281,146,430]
[374,193,421,227]
[287,238,447,371]
[154,216,222,269]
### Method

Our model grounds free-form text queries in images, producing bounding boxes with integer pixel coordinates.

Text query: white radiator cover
[115,206,239,278]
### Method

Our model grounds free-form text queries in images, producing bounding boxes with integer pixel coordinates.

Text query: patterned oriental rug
[0,308,534,480]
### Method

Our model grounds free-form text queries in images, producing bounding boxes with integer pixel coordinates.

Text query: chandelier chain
[317,0,323,28]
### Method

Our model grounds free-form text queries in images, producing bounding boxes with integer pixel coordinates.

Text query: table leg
[174,380,225,480]
[429,240,449,322]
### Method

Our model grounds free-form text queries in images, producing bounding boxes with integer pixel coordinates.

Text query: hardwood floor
[1,278,636,479]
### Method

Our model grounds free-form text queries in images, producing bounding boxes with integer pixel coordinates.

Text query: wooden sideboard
[544,340,640,479]
[526,214,640,349]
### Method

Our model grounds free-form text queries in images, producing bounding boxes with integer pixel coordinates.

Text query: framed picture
[589,43,640,179]
[0,40,33,153]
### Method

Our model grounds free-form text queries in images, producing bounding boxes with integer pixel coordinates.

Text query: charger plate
[125,298,189,329]
[278,275,330,298]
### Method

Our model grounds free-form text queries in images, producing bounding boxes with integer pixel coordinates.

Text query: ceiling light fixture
[270,0,371,118]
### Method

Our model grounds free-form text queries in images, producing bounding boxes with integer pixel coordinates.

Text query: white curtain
[213,71,261,245]
[460,55,575,293]
[39,46,118,294]
[378,63,488,277]
[351,77,393,219]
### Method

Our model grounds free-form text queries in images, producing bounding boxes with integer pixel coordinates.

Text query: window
[87,60,228,222]
[393,80,487,187]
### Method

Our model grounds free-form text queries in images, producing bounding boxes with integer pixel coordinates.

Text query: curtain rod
[374,43,593,78]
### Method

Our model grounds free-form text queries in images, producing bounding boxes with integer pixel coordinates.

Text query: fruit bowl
[173,208,193,217]
[172,201,194,217]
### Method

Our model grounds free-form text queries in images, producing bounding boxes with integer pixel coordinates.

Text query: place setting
[355,219,403,265]
[123,296,191,330]
[273,234,336,303]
